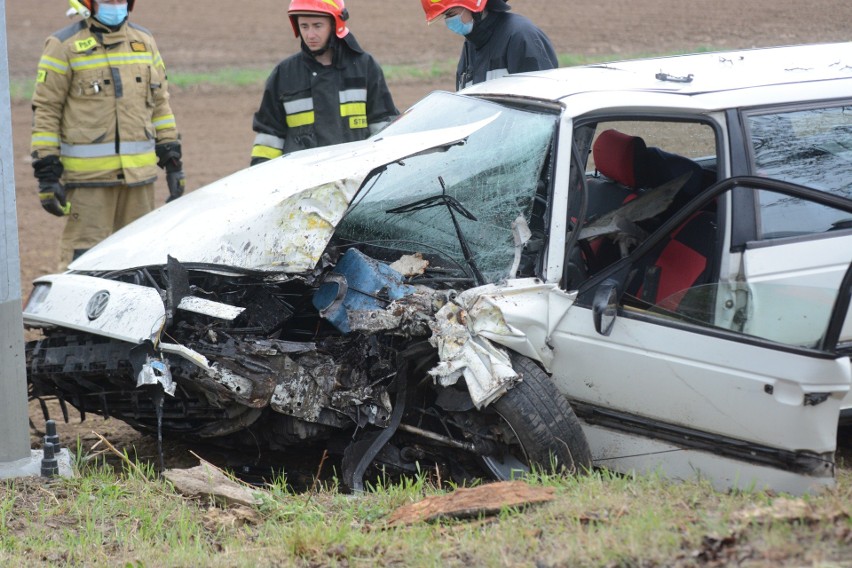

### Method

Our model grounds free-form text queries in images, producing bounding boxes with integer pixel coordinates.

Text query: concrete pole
[0,0,71,480]
[0,0,33,468]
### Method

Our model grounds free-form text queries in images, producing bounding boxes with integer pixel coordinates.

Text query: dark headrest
[592,129,647,190]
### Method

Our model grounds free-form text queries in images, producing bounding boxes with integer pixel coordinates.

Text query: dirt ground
[6,0,852,465]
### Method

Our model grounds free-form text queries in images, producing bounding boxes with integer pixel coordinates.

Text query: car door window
[617,185,852,350]
[568,119,718,287]
[745,103,852,239]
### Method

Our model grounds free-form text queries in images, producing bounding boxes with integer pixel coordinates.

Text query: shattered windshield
[334,92,557,285]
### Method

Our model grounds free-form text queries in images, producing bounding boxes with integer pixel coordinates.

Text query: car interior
[572,123,720,311]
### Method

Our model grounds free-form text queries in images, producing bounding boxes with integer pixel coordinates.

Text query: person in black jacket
[421,0,558,91]
[251,0,398,165]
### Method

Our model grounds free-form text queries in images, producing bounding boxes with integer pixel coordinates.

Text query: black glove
[166,170,185,202]
[156,142,185,202]
[32,156,69,216]
[38,179,70,217]
[33,154,63,179]
[250,157,269,167]
[155,141,182,171]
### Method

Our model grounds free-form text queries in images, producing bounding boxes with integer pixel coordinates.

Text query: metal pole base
[0,449,73,480]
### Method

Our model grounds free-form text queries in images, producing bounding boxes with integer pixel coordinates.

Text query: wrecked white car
[25,42,852,494]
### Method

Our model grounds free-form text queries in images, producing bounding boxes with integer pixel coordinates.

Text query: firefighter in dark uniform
[421,0,558,91]
[31,0,185,270]
[250,0,399,165]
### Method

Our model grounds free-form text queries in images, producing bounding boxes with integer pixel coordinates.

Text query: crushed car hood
[69,122,489,273]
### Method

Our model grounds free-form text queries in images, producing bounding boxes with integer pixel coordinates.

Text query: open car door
[550,177,852,494]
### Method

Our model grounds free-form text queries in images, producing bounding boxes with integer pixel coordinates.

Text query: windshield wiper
[387,176,485,286]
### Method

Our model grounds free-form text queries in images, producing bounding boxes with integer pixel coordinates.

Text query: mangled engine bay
[26,250,536,487]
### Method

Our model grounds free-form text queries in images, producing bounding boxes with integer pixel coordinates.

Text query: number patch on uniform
[349,116,368,129]
[36,70,47,83]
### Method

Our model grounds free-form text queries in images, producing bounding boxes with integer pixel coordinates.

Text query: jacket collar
[466,11,503,50]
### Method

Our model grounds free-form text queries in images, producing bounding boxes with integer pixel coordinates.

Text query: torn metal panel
[206,365,269,407]
[428,301,519,409]
[159,341,212,369]
[136,355,176,396]
[436,279,577,373]
[270,354,336,422]
[347,289,442,336]
[177,296,245,320]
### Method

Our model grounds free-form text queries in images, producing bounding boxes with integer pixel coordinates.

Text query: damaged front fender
[427,279,578,408]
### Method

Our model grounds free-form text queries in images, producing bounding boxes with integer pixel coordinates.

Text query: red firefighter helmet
[77,0,136,15]
[420,0,486,23]
[288,0,350,39]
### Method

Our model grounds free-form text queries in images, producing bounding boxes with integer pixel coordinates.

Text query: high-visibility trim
[283,97,314,115]
[253,133,286,150]
[340,102,367,117]
[32,132,60,147]
[251,146,284,160]
[153,53,165,70]
[60,140,155,158]
[38,55,68,75]
[286,111,315,128]
[61,151,157,173]
[60,142,114,158]
[69,52,153,71]
[153,114,176,131]
[120,152,158,169]
[339,89,367,104]
[120,141,156,155]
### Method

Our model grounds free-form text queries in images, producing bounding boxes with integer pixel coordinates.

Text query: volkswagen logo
[86,290,111,321]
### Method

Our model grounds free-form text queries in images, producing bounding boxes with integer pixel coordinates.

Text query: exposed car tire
[484,354,592,478]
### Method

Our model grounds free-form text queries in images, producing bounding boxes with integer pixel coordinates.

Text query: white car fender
[427,278,578,407]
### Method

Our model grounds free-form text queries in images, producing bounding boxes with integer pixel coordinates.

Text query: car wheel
[479,354,592,479]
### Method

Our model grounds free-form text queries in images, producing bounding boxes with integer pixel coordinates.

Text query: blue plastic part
[313,248,416,333]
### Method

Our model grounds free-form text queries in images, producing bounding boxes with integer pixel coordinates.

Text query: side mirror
[593,279,620,336]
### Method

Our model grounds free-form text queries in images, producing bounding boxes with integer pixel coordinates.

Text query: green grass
[2,448,851,567]
[9,48,724,103]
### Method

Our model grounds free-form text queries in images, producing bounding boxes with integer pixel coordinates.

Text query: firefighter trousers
[59,183,155,271]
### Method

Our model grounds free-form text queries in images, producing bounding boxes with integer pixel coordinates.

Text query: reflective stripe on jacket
[31,19,178,188]
[251,32,398,161]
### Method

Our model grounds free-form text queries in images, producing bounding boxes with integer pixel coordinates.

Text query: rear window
[746,103,852,238]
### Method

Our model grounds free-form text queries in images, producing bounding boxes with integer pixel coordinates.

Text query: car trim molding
[571,400,834,477]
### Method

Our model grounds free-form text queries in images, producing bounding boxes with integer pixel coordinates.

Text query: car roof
[463,42,852,103]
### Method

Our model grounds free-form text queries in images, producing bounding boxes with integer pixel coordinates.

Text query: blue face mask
[445,14,474,36]
[95,4,128,27]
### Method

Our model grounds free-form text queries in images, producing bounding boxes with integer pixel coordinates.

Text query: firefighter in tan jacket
[31,0,185,269]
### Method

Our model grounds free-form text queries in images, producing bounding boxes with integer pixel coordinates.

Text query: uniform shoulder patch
[130,41,147,52]
[37,69,47,83]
